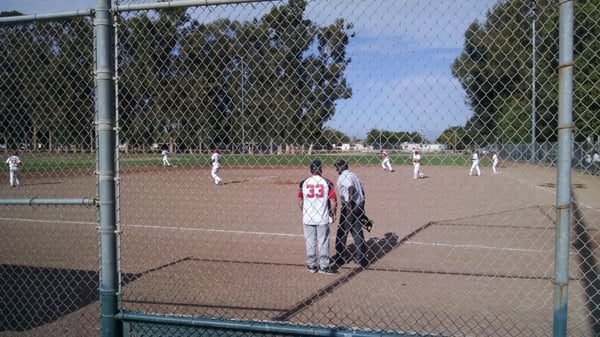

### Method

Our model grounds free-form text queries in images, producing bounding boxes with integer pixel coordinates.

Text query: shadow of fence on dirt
[273,232,403,321]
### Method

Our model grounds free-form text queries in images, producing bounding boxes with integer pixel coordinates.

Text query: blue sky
[1,0,499,140]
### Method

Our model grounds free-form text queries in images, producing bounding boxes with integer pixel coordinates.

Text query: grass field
[15,151,482,171]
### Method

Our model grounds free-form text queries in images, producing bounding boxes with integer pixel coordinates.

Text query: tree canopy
[0,0,353,152]
[448,0,598,147]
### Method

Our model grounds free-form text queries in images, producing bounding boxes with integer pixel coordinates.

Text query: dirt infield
[1,161,599,336]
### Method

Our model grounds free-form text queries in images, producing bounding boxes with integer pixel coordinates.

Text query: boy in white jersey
[161,147,171,166]
[492,150,499,173]
[380,149,394,172]
[5,151,23,187]
[412,150,422,179]
[297,160,337,274]
[469,151,481,176]
[210,149,222,185]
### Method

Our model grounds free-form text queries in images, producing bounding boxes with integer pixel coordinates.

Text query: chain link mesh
[1,0,598,336]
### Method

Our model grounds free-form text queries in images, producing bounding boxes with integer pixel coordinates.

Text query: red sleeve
[298,179,305,200]
[326,178,337,199]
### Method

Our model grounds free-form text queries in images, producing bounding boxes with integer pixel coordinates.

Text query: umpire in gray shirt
[332,160,368,267]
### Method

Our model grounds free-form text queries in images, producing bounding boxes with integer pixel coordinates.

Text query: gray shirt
[336,170,365,205]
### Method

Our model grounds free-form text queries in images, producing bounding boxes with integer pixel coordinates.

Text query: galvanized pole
[553,1,574,336]
[95,0,120,337]
[529,1,537,163]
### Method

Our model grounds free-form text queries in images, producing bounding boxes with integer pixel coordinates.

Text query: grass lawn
[14,151,481,171]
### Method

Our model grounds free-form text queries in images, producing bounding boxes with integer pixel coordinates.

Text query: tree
[365,129,425,148]
[437,126,469,151]
[320,127,350,146]
[2,1,355,153]
[452,0,596,146]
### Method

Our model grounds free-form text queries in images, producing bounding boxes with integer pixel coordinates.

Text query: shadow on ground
[0,265,138,332]
[273,232,402,321]
[572,196,600,335]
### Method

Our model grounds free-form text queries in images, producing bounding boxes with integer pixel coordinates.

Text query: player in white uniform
[6,151,22,187]
[412,150,422,179]
[298,160,337,274]
[592,152,600,175]
[411,146,417,172]
[380,149,394,172]
[161,149,171,166]
[469,151,481,176]
[210,149,222,185]
[492,150,499,173]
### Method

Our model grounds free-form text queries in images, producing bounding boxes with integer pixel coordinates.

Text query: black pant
[334,203,367,266]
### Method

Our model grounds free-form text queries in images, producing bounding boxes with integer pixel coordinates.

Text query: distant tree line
[0,0,353,152]
[365,129,426,149]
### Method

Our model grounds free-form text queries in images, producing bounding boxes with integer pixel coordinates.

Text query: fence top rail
[0,0,279,24]
[0,198,96,206]
[0,9,94,24]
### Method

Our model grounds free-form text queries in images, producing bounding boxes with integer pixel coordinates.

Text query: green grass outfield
[14,151,486,171]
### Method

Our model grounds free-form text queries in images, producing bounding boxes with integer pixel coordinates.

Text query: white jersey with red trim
[298,174,336,225]
[6,155,21,170]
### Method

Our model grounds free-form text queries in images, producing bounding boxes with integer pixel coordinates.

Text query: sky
[1,0,499,141]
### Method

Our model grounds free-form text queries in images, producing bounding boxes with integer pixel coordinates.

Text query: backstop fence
[0,0,598,336]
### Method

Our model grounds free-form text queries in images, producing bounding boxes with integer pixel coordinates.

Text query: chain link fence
[1,0,598,336]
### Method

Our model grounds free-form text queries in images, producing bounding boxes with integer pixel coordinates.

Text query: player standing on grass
[333,160,368,268]
[161,147,171,166]
[380,149,394,172]
[6,151,22,187]
[210,149,222,185]
[298,160,337,275]
[469,150,481,176]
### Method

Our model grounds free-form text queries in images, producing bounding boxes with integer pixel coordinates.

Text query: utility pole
[529,1,537,163]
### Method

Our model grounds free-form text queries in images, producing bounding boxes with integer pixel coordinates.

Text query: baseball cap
[334,159,348,171]
[309,160,322,174]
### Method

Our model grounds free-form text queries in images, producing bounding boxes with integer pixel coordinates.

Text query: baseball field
[1,155,599,336]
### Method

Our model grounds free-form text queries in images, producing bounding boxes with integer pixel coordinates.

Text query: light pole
[238,57,245,154]
[529,1,537,163]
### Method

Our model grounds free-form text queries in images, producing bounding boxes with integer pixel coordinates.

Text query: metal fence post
[553,1,574,336]
[95,0,120,336]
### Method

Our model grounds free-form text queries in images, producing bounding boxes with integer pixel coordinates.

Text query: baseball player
[6,151,22,187]
[298,160,337,274]
[412,150,422,179]
[210,149,222,185]
[380,149,394,172]
[161,148,171,166]
[492,150,499,173]
[469,150,481,176]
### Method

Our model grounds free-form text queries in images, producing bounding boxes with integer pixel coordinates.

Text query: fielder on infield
[211,149,222,185]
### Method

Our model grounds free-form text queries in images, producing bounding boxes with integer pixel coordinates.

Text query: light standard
[237,56,246,153]
[528,1,537,163]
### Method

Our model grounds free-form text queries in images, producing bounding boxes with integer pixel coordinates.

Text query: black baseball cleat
[318,266,337,275]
